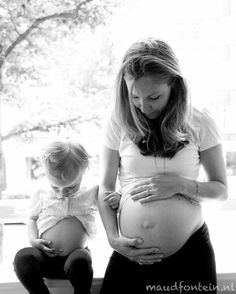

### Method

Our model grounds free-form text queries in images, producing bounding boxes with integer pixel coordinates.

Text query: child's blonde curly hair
[41,137,90,182]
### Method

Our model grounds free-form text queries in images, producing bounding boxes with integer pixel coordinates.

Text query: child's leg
[64,247,93,294]
[13,247,51,294]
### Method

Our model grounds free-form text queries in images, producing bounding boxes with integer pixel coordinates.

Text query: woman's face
[125,74,172,120]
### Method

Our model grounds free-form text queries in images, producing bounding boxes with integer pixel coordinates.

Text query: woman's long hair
[114,38,193,158]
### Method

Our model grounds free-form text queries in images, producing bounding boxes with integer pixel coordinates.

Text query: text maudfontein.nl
[146,281,236,292]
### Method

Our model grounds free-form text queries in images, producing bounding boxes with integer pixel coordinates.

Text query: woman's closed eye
[149,95,161,101]
[132,95,161,101]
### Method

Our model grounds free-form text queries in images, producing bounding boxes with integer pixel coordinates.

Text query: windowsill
[0,278,103,294]
[0,274,235,294]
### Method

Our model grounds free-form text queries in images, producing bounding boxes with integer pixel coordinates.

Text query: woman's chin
[144,112,160,120]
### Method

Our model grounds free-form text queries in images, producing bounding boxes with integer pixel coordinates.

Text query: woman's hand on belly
[110,235,164,265]
[130,174,182,203]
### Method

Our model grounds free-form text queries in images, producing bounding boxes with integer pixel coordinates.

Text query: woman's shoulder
[104,107,121,130]
[190,106,216,126]
[102,107,123,150]
[189,106,221,151]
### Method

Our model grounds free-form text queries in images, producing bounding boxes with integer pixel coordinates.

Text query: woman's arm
[130,144,228,204]
[98,146,164,264]
[97,146,120,244]
[181,144,228,203]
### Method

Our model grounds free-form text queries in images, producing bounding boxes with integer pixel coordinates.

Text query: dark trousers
[13,247,93,294]
[100,223,217,294]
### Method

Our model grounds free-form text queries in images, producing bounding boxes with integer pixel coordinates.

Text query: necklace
[154,156,166,172]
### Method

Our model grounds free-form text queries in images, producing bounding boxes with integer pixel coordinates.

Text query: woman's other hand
[110,235,164,265]
[130,174,181,203]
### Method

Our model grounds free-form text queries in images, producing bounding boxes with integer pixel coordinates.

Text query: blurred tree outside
[226,152,236,176]
[0,0,124,197]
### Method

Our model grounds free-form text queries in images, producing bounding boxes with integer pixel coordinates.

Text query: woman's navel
[141,220,156,230]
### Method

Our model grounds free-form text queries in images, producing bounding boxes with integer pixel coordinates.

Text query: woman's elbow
[218,183,228,201]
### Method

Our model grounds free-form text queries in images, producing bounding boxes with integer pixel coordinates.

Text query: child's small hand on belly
[42,217,88,256]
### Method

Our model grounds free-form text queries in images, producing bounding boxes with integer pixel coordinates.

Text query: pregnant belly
[41,217,88,256]
[119,195,203,258]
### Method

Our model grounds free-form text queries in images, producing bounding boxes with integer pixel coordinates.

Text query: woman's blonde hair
[115,38,192,158]
[41,138,90,182]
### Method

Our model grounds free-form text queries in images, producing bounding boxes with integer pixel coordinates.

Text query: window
[0,0,236,285]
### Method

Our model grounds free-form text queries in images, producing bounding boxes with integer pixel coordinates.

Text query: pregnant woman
[98,38,228,294]
[14,138,98,294]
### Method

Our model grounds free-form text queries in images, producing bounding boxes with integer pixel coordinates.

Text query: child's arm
[28,189,63,257]
[27,190,42,246]
[104,191,121,210]
[27,218,38,245]
[27,218,50,250]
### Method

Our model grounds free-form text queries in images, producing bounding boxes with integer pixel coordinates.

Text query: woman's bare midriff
[119,195,203,258]
[41,216,88,256]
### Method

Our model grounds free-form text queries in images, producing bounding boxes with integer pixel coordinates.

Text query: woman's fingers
[130,183,150,195]
[126,238,160,255]
[139,196,158,203]
[114,236,164,265]
[132,191,150,201]
[131,184,155,201]
[128,249,164,264]
[123,237,164,263]
[129,247,161,257]
[135,256,163,265]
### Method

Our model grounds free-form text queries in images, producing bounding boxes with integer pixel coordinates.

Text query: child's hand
[31,238,63,257]
[104,191,121,210]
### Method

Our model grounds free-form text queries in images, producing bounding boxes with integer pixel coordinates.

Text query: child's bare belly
[119,195,203,257]
[41,216,88,256]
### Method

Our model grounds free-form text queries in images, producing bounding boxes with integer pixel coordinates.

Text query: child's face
[47,172,83,197]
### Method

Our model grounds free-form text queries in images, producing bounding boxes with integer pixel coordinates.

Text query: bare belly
[41,217,88,256]
[119,195,203,257]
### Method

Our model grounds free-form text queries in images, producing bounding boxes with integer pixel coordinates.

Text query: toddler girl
[14,138,98,294]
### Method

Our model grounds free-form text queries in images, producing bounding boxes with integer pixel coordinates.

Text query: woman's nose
[140,100,151,113]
